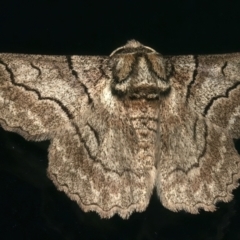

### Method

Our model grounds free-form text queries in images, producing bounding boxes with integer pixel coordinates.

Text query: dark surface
[1,1,240,239]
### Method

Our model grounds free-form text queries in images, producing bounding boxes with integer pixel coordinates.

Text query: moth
[0,40,240,219]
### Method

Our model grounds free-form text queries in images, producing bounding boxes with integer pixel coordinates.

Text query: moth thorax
[110,53,170,99]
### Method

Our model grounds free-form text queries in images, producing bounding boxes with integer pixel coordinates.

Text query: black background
[1,1,240,239]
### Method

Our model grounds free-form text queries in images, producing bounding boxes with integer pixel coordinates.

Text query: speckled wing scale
[156,53,240,214]
[0,40,240,219]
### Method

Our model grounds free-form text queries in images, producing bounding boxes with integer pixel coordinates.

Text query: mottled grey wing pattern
[0,46,157,218]
[155,54,240,214]
[0,40,240,219]
[0,54,73,140]
[169,54,240,137]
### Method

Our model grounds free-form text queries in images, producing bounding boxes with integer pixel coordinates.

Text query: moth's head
[109,40,170,99]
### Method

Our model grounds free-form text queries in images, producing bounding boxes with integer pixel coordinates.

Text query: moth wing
[167,53,240,138]
[155,54,240,213]
[0,53,154,218]
[48,55,155,219]
[0,54,87,140]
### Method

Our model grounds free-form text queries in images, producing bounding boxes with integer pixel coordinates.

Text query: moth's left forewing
[0,54,75,140]
[0,48,156,219]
